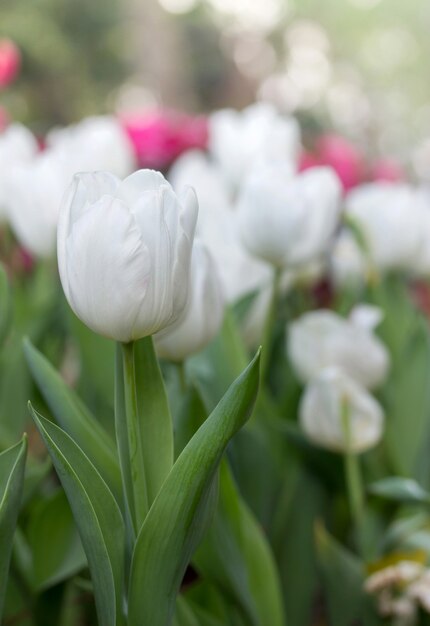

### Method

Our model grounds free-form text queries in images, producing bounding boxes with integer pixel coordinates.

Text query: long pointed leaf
[128,350,261,626]
[0,436,27,619]
[29,406,125,626]
[24,339,122,503]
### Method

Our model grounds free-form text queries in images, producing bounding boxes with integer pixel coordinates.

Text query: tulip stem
[119,342,149,535]
[260,266,282,382]
[342,398,366,557]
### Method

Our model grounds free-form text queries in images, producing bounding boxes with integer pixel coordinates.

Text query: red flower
[0,40,21,88]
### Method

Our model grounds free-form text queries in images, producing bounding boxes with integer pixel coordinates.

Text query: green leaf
[174,596,200,626]
[24,338,122,504]
[134,336,174,505]
[315,521,367,626]
[29,406,125,626]
[0,436,27,619]
[369,477,430,504]
[27,488,87,590]
[0,263,12,347]
[128,349,261,626]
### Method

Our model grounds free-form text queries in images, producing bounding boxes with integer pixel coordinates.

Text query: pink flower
[370,158,404,183]
[300,133,365,192]
[120,110,208,170]
[0,40,21,88]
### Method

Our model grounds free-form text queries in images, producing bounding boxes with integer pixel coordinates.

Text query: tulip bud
[300,367,384,453]
[237,165,342,268]
[155,240,224,361]
[57,169,198,343]
[0,39,20,88]
[288,306,389,389]
[330,228,367,289]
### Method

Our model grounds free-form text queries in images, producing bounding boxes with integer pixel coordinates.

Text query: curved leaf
[0,436,27,619]
[29,406,125,626]
[128,350,261,626]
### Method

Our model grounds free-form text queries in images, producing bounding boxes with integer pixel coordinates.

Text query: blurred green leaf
[0,263,12,348]
[0,436,27,619]
[27,488,87,590]
[30,406,125,626]
[24,338,122,504]
[128,350,261,626]
[369,477,430,504]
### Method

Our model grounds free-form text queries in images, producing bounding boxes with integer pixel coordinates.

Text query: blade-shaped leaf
[369,477,430,504]
[24,338,122,503]
[128,350,261,626]
[29,406,125,626]
[134,336,174,505]
[0,436,27,619]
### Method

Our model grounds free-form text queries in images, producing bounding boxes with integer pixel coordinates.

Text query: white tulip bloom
[300,367,384,453]
[237,165,342,268]
[288,306,389,389]
[0,123,38,219]
[7,151,70,257]
[155,240,224,361]
[57,169,198,343]
[209,103,300,190]
[47,115,135,179]
[330,228,367,288]
[346,183,424,273]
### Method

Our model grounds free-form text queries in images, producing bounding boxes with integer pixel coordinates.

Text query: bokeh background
[1,0,430,175]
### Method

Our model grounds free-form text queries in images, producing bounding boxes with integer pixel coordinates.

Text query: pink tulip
[0,40,21,88]
[120,110,209,170]
[370,158,404,183]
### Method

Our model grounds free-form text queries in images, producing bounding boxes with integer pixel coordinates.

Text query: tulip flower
[0,124,39,219]
[299,367,384,453]
[330,228,367,288]
[0,40,20,88]
[155,240,224,361]
[209,103,300,190]
[237,164,342,268]
[57,169,198,342]
[288,306,389,389]
[6,151,69,257]
[47,116,136,179]
[345,183,424,273]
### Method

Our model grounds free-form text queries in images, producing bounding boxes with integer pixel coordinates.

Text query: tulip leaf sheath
[128,349,261,626]
[23,338,122,505]
[30,406,125,626]
[0,436,27,620]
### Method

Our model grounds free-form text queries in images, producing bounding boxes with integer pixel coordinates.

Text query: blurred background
[1,0,429,170]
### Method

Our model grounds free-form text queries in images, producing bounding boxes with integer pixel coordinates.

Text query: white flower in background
[288,305,389,389]
[0,123,38,218]
[6,151,70,257]
[365,560,430,626]
[345,183,424,273]
[299,367,384,453]
[330,228,368,288]
[57,169,198,343]
[47,115,135,178]
[155,240,224,361]
[209,103,300,190]
[237,164,342,268]
[412,188,430,278]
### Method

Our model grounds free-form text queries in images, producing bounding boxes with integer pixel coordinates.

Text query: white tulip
[288,306,389,389]
[47,115,135,179]
[237,165,342,268]
[0,123,38,219]
[57,169,198,343]
[209,103,300,190]
[300,367,384,453]
[155,240,224,361]
[6,151,71,257]
[330,228,367,288]
[346,183,424,273]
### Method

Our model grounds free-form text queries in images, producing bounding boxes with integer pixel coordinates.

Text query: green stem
[120,342,148,533]
[260,266,282,382]
[177,361,187,394]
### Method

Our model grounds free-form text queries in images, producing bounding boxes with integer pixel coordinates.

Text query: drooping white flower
[237,165,342,268]
[288,306,389,390]
[155,240,224,361]
[299,367,384,453]
[209,103,300,190]
[57,169,198,343]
